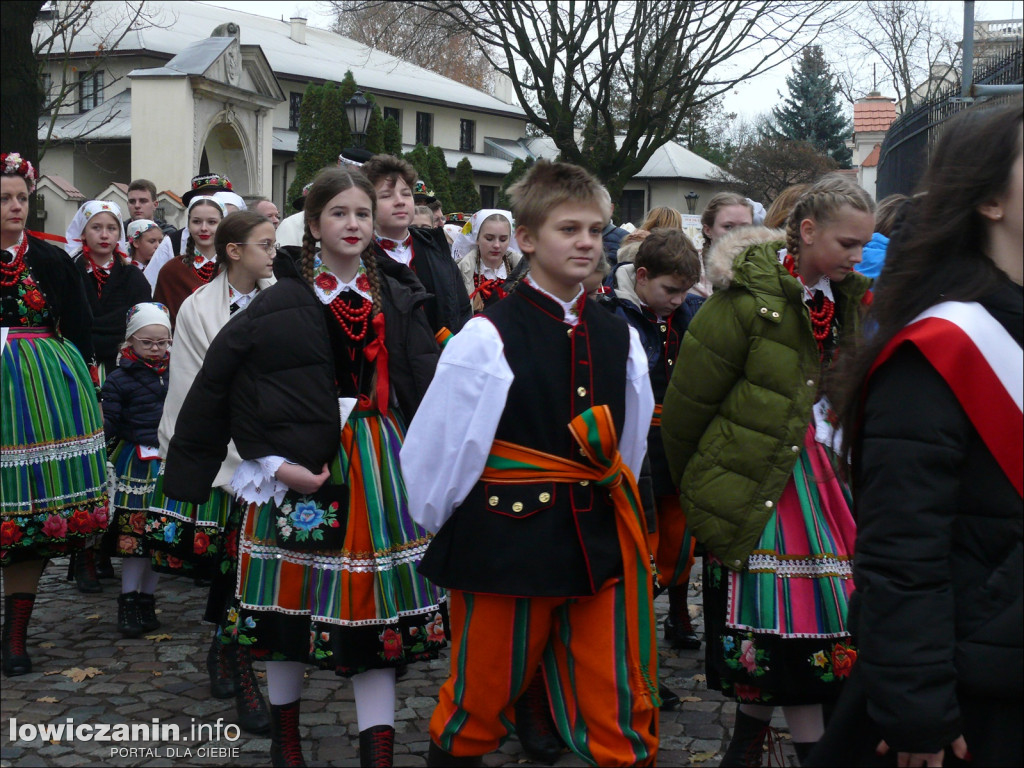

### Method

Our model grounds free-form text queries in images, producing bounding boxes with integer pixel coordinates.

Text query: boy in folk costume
[402,160,659,767]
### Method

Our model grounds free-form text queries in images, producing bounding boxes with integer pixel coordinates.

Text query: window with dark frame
[289,93,303,130]
[383,106,401,128]
[79,71,104,113]
[479,185,497,209]
[415,111,433,146]
[460,119,476,152]
[618,190,646,228]
[40,73,52,114]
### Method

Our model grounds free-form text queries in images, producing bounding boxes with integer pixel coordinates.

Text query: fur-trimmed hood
[704,226,786,291]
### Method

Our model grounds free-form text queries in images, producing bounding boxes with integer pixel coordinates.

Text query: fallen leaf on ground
[61,667,102,683]
[689,751,717,764]
[36,696,59,703]
[44,670,61,676]
[85,614,100,620]
[680,696,702,702]
[152,671,162,676]
[692,674,706,683]
[39,642,55,649]
[145,634,173,642]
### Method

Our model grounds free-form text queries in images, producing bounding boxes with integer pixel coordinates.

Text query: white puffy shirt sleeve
[621,325,655,479]
[400,317,513,533]
[144,235,176,290]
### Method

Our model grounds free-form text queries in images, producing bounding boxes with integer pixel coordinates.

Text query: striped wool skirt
[1,329,108,566]
[703,423,857,706]
[225,408,448,675]
[145,463,234,575]
[103,442,160,558]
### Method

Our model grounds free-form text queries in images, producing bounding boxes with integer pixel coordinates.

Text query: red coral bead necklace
[0,236,28,288]
[783,252,835,353]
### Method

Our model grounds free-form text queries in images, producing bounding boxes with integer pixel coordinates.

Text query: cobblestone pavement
[1,559,796,767]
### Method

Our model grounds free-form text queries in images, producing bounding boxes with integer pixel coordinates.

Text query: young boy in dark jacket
[402,160,658,767]
[605,228,705,653]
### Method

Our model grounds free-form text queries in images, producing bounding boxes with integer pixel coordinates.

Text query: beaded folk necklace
[782,251,835,358]
[0,236,29,288]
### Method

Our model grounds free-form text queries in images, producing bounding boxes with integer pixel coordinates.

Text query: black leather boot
[68,550,102,593]
[94,551,116,580]
[206,635,237,699]
[117,592,145,638]
[514,673,565,765]
[664,582,700,650]
[233,645,270,734]
[359,724,395,767]
[269,700,306,767]
[136,593,160,632]
[2,593,35,677]
[426,741,483,767]
[720,709,772,767]
[659,682,681,710]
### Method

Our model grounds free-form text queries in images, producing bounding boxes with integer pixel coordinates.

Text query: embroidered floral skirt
[704,424,857,706]
[225,409,448,676]
[1,330,108,566]
[102,442,160,558]
[145,464,232,575]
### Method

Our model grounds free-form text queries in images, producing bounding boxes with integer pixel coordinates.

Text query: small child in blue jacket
[99,302,171,638]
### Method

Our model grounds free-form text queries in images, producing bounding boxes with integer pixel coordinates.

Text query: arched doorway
[200,120,251,196]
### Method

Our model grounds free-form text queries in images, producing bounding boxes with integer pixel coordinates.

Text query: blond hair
[640,206,682,231]
[507,160,611,234]
[763,184,810,230]
[785,174,876,258]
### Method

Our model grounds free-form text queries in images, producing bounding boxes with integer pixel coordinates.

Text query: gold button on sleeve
[488,496,499,506]
[577,386,587,397]
[512,501,524,512]
[538,492,551,503]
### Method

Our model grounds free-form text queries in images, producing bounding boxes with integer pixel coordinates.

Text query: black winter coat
[73,255,152,370]
[100,357,168,446]
[810,280,1023,765]
[162,249,440,505]
[379,225,471,336]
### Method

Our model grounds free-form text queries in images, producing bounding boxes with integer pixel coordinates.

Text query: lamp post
[340,91,374,164]
[685,191,700,215]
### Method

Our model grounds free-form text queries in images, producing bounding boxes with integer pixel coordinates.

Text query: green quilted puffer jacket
[661,226,869,570]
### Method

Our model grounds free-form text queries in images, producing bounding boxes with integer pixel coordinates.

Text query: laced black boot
[117,592,145,638]
[720,709,773,767]
[514,673,565,765]
[68,550,102,593]
[135,593,160,632]
[426,741,483,767]
[664,582,700,650]
[2,593,35,677]
[359,724,395,767]
[206,634,237,699]
[233,645,270,734]
[269,700,306,767]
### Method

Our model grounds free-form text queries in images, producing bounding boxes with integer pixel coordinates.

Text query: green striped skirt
[1,329,108,566]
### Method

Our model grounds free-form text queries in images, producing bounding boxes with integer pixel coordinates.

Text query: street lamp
[685,191,700,215]
[345,91,373,148]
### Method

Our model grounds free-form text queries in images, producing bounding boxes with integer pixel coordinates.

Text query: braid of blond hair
[300,228,317,288]
[784,175,875,268]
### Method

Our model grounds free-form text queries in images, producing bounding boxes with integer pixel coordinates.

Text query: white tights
[265,661,396,730]
[120,558,159,594]
[738,703,825,743]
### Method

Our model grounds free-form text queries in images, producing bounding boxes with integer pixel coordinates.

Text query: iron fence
[876,47,1022,198]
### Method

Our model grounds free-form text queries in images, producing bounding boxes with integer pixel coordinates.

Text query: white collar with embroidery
[777,248,835,303]
[192,251,215,268]
[228,283,260,309]
[526,275,585,326]
[311,254,373,305]
[478,261,508,280]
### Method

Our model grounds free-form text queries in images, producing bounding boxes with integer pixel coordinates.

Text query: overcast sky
[204,0,1021,119]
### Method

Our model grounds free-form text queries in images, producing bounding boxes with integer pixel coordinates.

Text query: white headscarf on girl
[64,200,129,258]
[450,209,519,264]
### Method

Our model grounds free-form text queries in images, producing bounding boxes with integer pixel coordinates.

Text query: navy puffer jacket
[100,357,169,446]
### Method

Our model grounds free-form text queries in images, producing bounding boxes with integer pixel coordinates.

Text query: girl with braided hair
[153,196,226,323]
[452,209,525,313]
[161,166,446,767]
[661,174,875,765]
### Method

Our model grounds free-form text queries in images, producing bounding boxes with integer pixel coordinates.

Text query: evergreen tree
[497,157,534,209]
[338,70,359,102]
[364,95,385,154]
[403,144,434,190]
[451,158,481,213]
[772,46,852,168]
[287,83,324,206]
[383,116,403,155]
[428,146,454,212]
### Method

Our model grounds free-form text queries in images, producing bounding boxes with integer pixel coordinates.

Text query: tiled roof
[861,144,882,168]
[854,96,897,133]
[41,174,85,200]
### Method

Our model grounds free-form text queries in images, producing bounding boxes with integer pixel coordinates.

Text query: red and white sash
[869,301,1023,497]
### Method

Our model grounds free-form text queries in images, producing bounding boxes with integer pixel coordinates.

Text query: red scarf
[121,345,169,376]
